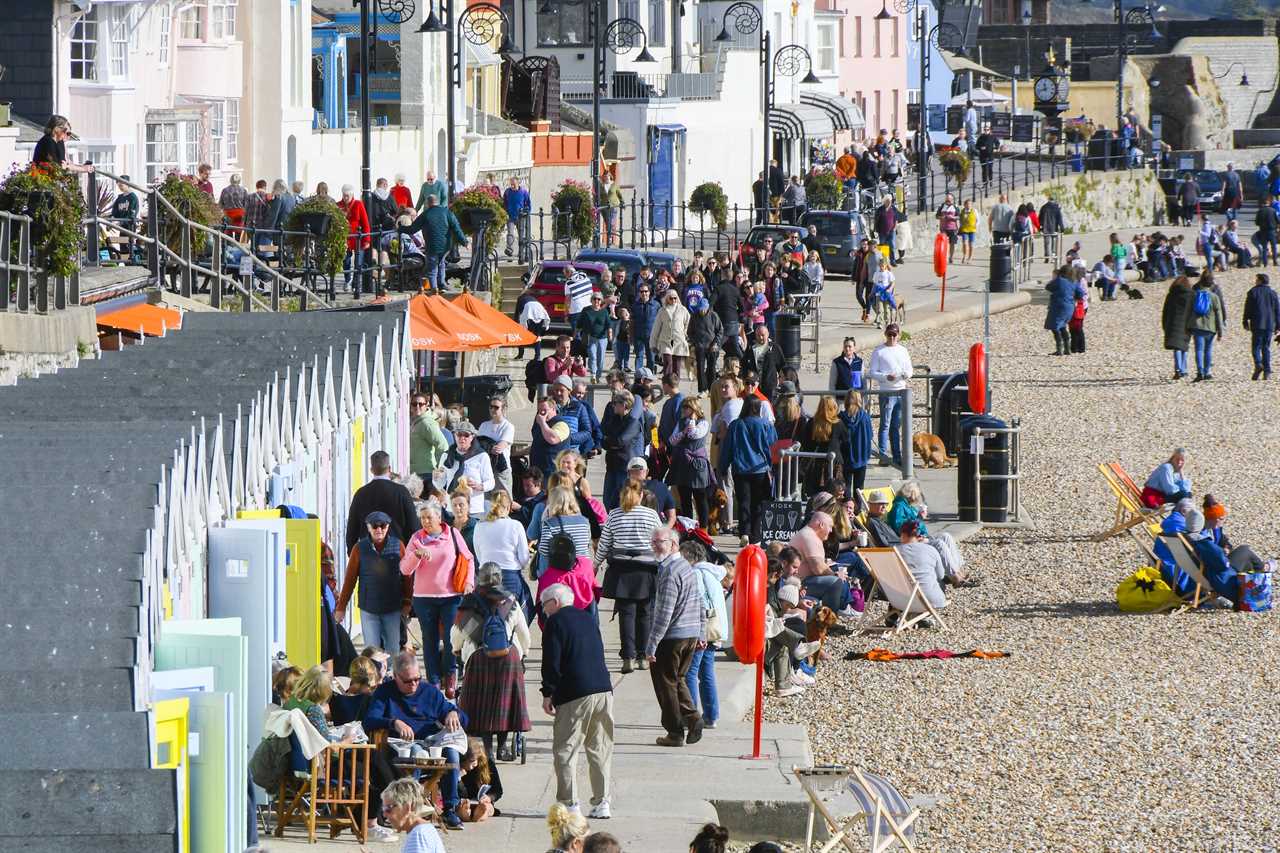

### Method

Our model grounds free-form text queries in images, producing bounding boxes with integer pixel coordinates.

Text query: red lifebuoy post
[968,342,987,414]
[732,544,768,759]
[934,232,949,312]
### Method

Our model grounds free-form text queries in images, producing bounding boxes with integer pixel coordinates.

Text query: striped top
[595,506,662,562]
[535,513,593,567]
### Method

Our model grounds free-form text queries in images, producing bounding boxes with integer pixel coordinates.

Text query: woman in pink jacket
[401,502,475,696]
[535,533,600,628]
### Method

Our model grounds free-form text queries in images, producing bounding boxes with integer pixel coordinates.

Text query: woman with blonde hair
[473,489,535,623]
[534,486,592,578]
[596,479,662,673]
[381,777,447,851]
[545,801,590,853]
[832,389,873,494]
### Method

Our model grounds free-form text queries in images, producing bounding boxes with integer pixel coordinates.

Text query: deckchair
[855,487,897,530]
[795,765,920,853]
[856,547,947,635]
[1093,462,1165,556]
[1158,533,1234,612]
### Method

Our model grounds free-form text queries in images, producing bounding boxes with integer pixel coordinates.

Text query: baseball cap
[635,367,656,381]
[627,457,649,471]
[554,374,574,389]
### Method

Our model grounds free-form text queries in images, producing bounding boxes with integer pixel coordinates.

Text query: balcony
[562,70,721,103]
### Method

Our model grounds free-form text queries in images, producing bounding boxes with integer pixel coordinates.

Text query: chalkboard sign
[907,103,921,132]
[927,105,945,132]
[945,106,964,135]
[991,112,1012,140]
[760,500,806,544]
[1011,114,1037,143]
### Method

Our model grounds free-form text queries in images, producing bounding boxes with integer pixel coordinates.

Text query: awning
[769,103,835,140]
[940,49,1008,80]
[465,41,501,68]
[448,292,537,347]
[800,91,865,131]
[408,293,505,351]
[95,303,183,337]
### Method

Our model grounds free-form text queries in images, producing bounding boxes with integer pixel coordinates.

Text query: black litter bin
[423,374,513,425]
[775,312,802,369]
[989,242,1014,293]
[957,413,1010,523]
[930,372,968,456]
[1087,130,1113,172]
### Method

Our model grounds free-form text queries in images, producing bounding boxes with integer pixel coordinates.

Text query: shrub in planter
[938,149,971,185]
[286,195,350,276]
[803,170,843,211]
[688,181,729,231]
[157,173,222,256]
[450,185,507,247]
[0,162,86,277]
[551,179,594,245]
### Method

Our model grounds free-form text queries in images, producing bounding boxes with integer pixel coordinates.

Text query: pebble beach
[767,263,1280,851]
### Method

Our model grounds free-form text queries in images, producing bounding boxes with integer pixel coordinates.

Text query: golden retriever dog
[913,432,953,468]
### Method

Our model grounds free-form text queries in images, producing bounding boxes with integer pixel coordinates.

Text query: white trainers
[369,824,398,843]
[791,671,815,687]
[775,684,804,697]
[794,640,822,659]
[565,802,582,815]
[837,605,861,619]
[589,800,612,819]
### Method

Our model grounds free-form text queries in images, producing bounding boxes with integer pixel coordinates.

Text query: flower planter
[457,206,496,233]
[298,210,332,238]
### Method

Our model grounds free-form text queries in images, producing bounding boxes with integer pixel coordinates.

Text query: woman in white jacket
[435,422,494,515]
[649,289,691,378]
[682,541,728,727]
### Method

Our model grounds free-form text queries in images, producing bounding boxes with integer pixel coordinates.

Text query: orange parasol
[448,291,538,347]
[407,293,503,351]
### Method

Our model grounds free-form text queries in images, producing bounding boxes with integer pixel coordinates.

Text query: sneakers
[442,810,463,829]
[589,800,612,820]
[621,659,634,675]
[636,658,648,670]
[794,640,822,659]
[369,824,398,843]
[775,684,804,697]
[837,604,862,619]
[791,671,816,687]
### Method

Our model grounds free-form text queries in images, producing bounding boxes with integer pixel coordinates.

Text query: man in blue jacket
[631,284,659,373]
[364,650,468,828]
[1243,272,1280,380]
[718,395,778,546]
[502,176,531,258]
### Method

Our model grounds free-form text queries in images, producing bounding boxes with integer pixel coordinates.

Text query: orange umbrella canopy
[448,291,538,347]
[408,293,504,351]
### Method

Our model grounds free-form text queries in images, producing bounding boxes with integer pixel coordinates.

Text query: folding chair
[856,547,947,635]
[795,765,920,853]
[1092,462,1164,558]
[1159,533,1236,613]
[274,728,374,843]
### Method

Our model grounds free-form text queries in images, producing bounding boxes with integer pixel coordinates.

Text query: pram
[674,516,731,566]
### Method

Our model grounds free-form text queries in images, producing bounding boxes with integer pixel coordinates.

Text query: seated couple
[1155,495,1270,608]
[873,481,969,584]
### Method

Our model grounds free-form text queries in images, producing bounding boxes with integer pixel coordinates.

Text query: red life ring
[933,232,948,278]
[732,545,767,663]
[968,342,987,415]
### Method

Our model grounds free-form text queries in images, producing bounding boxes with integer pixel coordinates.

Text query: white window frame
[109,6,130,80]
[146,122,180,183]
[179,4,203,40]
[158,3,172,66]
[70,9,98,81]
[208,101,225,170]
[85,147,116,177]
[226,98,239,163]
[815,22,836,75]
[212,0,238,40]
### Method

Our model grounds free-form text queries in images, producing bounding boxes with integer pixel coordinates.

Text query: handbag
[704,608,724,644]
[1239,571,1273,612]
[448,526,471,594]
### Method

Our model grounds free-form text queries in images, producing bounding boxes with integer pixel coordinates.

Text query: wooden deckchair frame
[856,547,947,635]
[1093,462,1165,558]
[794,765,920,853]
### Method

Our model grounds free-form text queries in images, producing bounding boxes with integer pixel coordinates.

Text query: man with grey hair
[541,582,614,819]
[645,526,706,748]
[398,191,467,292]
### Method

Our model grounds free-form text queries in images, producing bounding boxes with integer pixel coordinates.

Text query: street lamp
[898,0,965,213]
[715,3,819,206]
[356,0,420,211]
[418,0,520,197]
[1213,61,1250,88]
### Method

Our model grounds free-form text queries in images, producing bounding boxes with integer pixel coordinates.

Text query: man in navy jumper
[364,650,469,828]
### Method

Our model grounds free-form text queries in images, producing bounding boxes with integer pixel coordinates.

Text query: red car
[527,260,609,327]
[736,224,808,267]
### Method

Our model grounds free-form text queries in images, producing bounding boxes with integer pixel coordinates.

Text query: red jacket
[390,185,413,210]
[339,198,371,250]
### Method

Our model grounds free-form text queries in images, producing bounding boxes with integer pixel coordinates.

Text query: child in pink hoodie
[536,533,600,628]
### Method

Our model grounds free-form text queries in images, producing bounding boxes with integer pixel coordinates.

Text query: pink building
[826,0,910,141]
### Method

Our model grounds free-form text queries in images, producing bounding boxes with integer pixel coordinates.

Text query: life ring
[933,232,948,278]
[968,342,987,415]
[732,544,767,663]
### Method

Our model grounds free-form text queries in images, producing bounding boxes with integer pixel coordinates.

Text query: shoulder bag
[448,525,472,594]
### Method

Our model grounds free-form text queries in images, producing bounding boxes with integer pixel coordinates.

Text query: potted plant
[689,181,729,231]
[550,179,594,245]
[938,149,971,185]
[286,195,349,276]
[449,185,507,246]
[803,170,843,211]
[0,162,86,277]
[156,173,222,257]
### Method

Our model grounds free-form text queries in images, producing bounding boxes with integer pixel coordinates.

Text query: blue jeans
[878,394,903,464]
[1173,349,1188,375]
[358,609,403,653]
[632,340,652,372]
[1252,329,1273,373]
[425,254,447,290]
[1253,231,1277,265]
[412,595,463,683]
[614,338,631,371]
[588,337,607,377]
[603,469,628,511]
[1192,330,1216,376]
[801,574,851,611]
[684,646,719,725]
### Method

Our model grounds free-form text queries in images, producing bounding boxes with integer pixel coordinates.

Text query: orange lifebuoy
[933,232,948,278]
[732,545,767,663]
[968,342,987,414]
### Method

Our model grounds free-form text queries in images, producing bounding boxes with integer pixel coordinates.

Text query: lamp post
[356,0,418,211]
[418,1,520,198]
[903,0,963,214]
[715,4,819,213]
[591,12,655,247]
[1212,61,1250,88]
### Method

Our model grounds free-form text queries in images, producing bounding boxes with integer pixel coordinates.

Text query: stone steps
[0,668,136,713]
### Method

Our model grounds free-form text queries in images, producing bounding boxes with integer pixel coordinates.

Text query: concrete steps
[0,669,136,713]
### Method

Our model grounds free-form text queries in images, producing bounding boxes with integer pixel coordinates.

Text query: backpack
[1115,566,1179,613]
[248,734,292,791]
[479,596,515,658]
[524,358,548,400]
[1193,289,1212,317]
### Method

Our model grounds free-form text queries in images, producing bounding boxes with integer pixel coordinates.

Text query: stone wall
[0,306,99,385]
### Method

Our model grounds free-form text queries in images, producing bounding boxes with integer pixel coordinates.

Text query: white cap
[777,584,799,606]
[627,457,648,471]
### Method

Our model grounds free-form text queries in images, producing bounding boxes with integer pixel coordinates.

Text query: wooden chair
[1159,533,1242,613]
[370,729,453,831]
[856,547,947,635]
[274,732,374,843]
[1093,462,1165,556]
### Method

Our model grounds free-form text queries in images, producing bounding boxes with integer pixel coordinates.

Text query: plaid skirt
[459,651,530,735]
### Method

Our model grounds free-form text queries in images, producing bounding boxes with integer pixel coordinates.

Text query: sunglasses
[411,401,428,408]
[369,522,389,529]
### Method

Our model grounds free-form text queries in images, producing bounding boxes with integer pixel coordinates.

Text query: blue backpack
[1193,289,1212,317]
[479,597,514,658]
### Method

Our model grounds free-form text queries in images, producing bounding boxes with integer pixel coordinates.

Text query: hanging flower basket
[156,173,222,256]
[803,170,843,211]
[286,195,349,276]
[939,149,971,185]
[0,163,86,278]
[450,186,507,247]
[689,181,729,231]
[551,179,594,245]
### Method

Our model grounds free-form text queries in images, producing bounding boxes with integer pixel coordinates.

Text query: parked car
[1157,170,1225,222]
[574,248,647,283]
[799,210,865,276]
[526,259,609,328]
[1191,169,1224,206]
[736,224,807,267]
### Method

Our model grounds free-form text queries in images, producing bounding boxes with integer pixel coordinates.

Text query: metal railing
[774,448,837,502]
[561,70,719,102]
[0,208,79,314]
